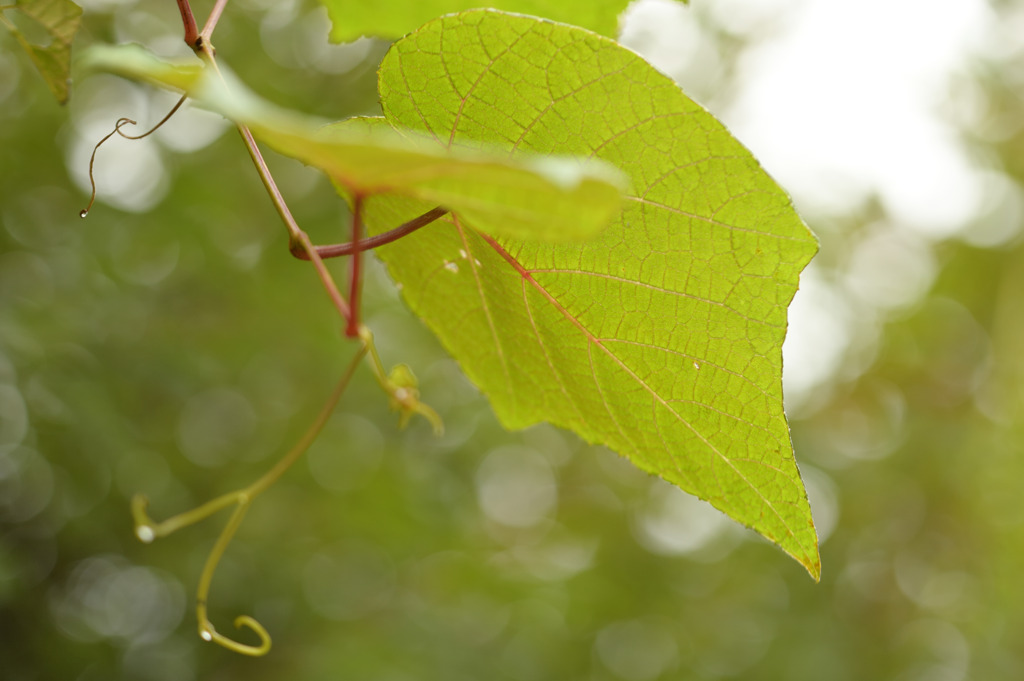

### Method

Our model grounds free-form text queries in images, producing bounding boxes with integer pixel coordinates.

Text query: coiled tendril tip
[79,95,186,219]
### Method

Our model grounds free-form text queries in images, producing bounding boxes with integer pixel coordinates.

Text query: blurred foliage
[319,0,635,42]
[0,0,82,104]
[3,1,1024,680]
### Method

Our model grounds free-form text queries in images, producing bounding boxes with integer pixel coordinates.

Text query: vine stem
[128,0,447,659]
[291,207,449,260]
[179,1,353,325]
[170,0,445,421]
[172,0,448,325]
[347,195,364,337]
[175,0,199,47]
[233,121,353,323]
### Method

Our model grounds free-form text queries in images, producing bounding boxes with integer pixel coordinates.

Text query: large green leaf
[367,10,821,576]
[1,0,82,104]
[79,44,625,242]
[320,0,633,42]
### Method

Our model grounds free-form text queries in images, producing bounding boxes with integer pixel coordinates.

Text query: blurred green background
[3,0,1024,679]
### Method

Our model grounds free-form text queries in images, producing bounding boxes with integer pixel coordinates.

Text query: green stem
[195,502,269,655]
[132,348,365,656]
[246,351,363,498]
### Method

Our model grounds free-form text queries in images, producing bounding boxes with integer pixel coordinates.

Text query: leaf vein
[626,196,813,244]
[521,278,587,426]
[479,234,800,544]
[528,268,785,329]
[456,216,512,401]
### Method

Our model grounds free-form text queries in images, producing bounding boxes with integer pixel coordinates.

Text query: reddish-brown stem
[346,196,365,338]
[290,207,449,260]
[176,0,200,48]
[237,123,352,324]
[181,0,451,333]
[184,19,354,326]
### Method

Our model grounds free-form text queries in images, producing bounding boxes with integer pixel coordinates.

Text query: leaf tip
[804,551,822,583]
[791,529,821,582]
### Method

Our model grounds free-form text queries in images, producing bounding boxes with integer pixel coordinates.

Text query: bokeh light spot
[476,445,557,528]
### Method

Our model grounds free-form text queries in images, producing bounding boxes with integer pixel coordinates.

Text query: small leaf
[319,0,634,42]
[1,0,83,104]
[370,10,821,577]
[79,44,625,243]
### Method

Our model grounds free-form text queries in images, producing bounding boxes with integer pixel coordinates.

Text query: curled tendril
[131,494,157,543]
[131,348,366,656]
[199,616,272,656]
[193,501,265,653]
[80,118,136,218]
[80,95,187,218]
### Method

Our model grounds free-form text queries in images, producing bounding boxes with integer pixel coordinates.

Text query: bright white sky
[623,0,995,236]
[724,0,994,236]
[622,0,1008,407]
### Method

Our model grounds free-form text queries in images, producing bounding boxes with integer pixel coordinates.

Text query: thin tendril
[118,94,187,140]
[132,348,366,656]
[79,95,188,218]
[80,118,135,218]
[195,502,272,656]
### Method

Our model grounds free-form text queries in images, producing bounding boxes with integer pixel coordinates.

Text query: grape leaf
[1,0,82,104]
[78,44,625,242]
[366,10,821,577]
[320,0,635,43]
